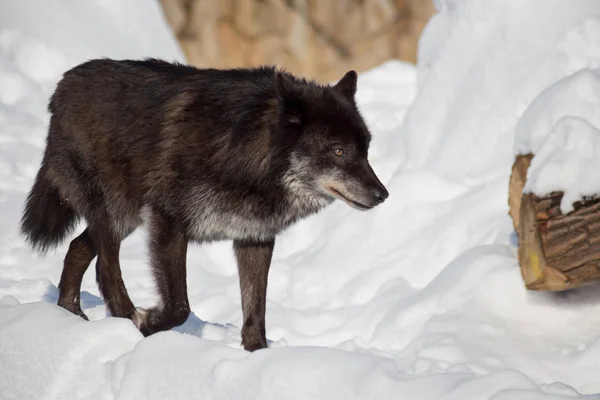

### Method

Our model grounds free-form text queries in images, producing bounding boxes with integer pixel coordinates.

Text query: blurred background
[158,0,435,82]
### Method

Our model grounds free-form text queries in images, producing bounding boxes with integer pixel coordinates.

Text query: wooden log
[508,153,533,232]
[510,155,600,291]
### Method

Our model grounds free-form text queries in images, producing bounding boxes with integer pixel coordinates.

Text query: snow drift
[2,0,600,399]
[517,67,600,213]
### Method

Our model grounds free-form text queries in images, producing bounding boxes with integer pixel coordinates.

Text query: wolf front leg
[233,238,274,351]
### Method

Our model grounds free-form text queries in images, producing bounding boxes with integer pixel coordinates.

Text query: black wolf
[20,58,389,351]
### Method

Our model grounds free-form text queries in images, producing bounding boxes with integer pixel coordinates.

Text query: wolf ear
[275,71,303,126]
[334,70,357,99]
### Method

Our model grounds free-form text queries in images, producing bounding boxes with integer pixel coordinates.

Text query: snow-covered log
[510,155,600,291]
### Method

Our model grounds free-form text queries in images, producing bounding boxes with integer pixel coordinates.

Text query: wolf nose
[372,186,389,204]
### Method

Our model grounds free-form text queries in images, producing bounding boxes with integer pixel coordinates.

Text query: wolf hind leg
[57,227,96,320]
[134,209,190,336]
[92,222,136,319]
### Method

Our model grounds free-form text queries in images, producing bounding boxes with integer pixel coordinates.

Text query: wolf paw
[131,307,149,330]
[57,301,89,321]
[242,336,268,352]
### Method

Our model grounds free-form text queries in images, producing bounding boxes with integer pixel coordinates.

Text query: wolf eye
[334,148,344,157]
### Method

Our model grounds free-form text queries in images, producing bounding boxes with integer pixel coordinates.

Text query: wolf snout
[370,185,389,204]
[360,162,388,207]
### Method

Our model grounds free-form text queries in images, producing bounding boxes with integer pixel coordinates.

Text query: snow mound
[2,0,600,399]
[513,16,600,213]
[3,300,596,400]
[516,66,600,212]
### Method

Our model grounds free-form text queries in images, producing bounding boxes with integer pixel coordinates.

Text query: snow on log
[509,155,600,291]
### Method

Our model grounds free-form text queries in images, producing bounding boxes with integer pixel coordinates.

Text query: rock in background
[159,0,435,82]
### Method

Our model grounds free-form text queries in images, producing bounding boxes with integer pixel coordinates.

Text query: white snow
[512,15,600,213]
[2,0,600,399]
[516,67,600,213]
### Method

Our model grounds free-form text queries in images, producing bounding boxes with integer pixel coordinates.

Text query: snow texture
[517,68,600,213]
[2,0,600,399]
[512,14,600,213]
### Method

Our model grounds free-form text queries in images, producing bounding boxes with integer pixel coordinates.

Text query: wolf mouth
[327,187,373,210]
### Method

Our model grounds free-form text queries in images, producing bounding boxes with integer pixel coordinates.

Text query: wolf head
[275,70,389,211]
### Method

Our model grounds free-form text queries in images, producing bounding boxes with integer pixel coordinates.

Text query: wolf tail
[20,160,77,253]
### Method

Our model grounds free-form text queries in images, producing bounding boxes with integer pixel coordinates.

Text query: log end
[508,153,533,232]
[517,192,600,291]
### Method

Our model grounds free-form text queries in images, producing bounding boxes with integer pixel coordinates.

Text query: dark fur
[21,58,388,351]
